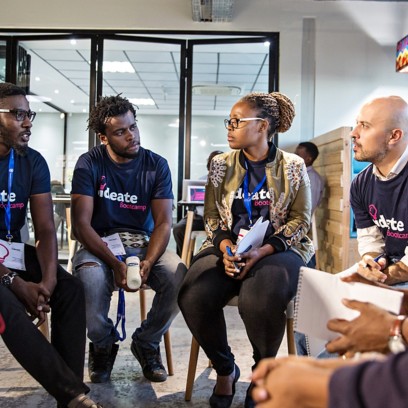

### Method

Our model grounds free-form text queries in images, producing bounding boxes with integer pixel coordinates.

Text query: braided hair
[239,92,295,138]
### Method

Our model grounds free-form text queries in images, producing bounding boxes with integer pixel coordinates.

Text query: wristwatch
[388,315,407,354]
[0,271,18,287]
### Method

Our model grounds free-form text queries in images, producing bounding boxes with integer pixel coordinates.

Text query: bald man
[349,96,408,287]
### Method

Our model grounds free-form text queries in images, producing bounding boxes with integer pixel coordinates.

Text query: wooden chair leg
[185,336,200,401]
[164,330,174,376]
[139,289,147,322]
[286,317,296,355]
[38,315,50,341]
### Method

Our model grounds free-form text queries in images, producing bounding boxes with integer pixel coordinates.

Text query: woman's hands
[222,242,274,280]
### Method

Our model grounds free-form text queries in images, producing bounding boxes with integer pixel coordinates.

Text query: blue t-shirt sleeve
[71,154,96,197]
[31,152,51,195]
[151,157,173,200]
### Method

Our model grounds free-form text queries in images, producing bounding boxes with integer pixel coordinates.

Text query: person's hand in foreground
[251,356,334,408]
[326,299,395,355]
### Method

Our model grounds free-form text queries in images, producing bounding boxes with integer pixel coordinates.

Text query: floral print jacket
[200,143,314,264]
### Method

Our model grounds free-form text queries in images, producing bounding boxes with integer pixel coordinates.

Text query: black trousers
[178,248,304,376]
[0,244,89,406]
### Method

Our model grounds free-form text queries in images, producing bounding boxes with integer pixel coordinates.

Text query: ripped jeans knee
[72,248,117,346]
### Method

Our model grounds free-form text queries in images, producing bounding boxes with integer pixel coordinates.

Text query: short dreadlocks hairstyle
[0,83,26,104]
[239,92,295,138]
[88,94,137,134]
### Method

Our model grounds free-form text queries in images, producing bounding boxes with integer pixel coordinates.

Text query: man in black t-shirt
[71,95,186,384]
[0,82,102,408]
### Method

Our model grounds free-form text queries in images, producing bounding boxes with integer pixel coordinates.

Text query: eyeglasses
[0,109,36,122]
[224,117,265,130]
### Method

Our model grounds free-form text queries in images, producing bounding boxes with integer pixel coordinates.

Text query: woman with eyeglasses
[178,92,314,408]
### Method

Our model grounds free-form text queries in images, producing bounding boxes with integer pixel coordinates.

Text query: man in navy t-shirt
[348,96,408,286]
[71,95,186,384]
[0,83,102,408]
[325,95,408,357]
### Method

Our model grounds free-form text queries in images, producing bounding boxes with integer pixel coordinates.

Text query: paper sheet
[236,217,269,254]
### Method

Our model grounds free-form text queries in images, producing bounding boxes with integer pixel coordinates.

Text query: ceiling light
[129,98,155,106]
[103,61,135,73]
[192,84,241,96]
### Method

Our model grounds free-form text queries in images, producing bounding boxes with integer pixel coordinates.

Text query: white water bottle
[126,256,141,290]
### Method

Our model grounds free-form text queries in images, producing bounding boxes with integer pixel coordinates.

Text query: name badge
[237,228,249,245]
[0,239,25,271]
[101,233,126,256]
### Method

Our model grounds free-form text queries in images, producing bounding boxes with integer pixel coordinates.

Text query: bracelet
[388,315,408,354]
[390,315,408,341]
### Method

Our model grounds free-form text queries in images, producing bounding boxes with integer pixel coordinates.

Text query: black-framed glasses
[224,117,265,130]
[0,109,36,122]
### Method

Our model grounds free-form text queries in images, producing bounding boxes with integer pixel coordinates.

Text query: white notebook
[294,266,404,342]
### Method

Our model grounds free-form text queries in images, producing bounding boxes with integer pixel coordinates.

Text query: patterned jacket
[200,143,314,264]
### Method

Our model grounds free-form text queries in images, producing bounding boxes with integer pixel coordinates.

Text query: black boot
[131,340,167,382]
[88,342,119,383]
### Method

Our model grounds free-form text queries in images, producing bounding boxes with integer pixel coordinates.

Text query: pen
[373,253,386,263]
[363,253,386,268]
[226,246,241,274]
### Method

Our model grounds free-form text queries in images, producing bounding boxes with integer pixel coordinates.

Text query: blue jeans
[294,331,336,358]
[73,246,186,351]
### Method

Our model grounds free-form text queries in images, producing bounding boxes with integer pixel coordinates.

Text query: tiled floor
[0,238,290,408]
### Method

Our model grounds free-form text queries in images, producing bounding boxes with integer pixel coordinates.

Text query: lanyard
[114,255,126,341]
[243,160,266,227]
[5,149,14,242]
